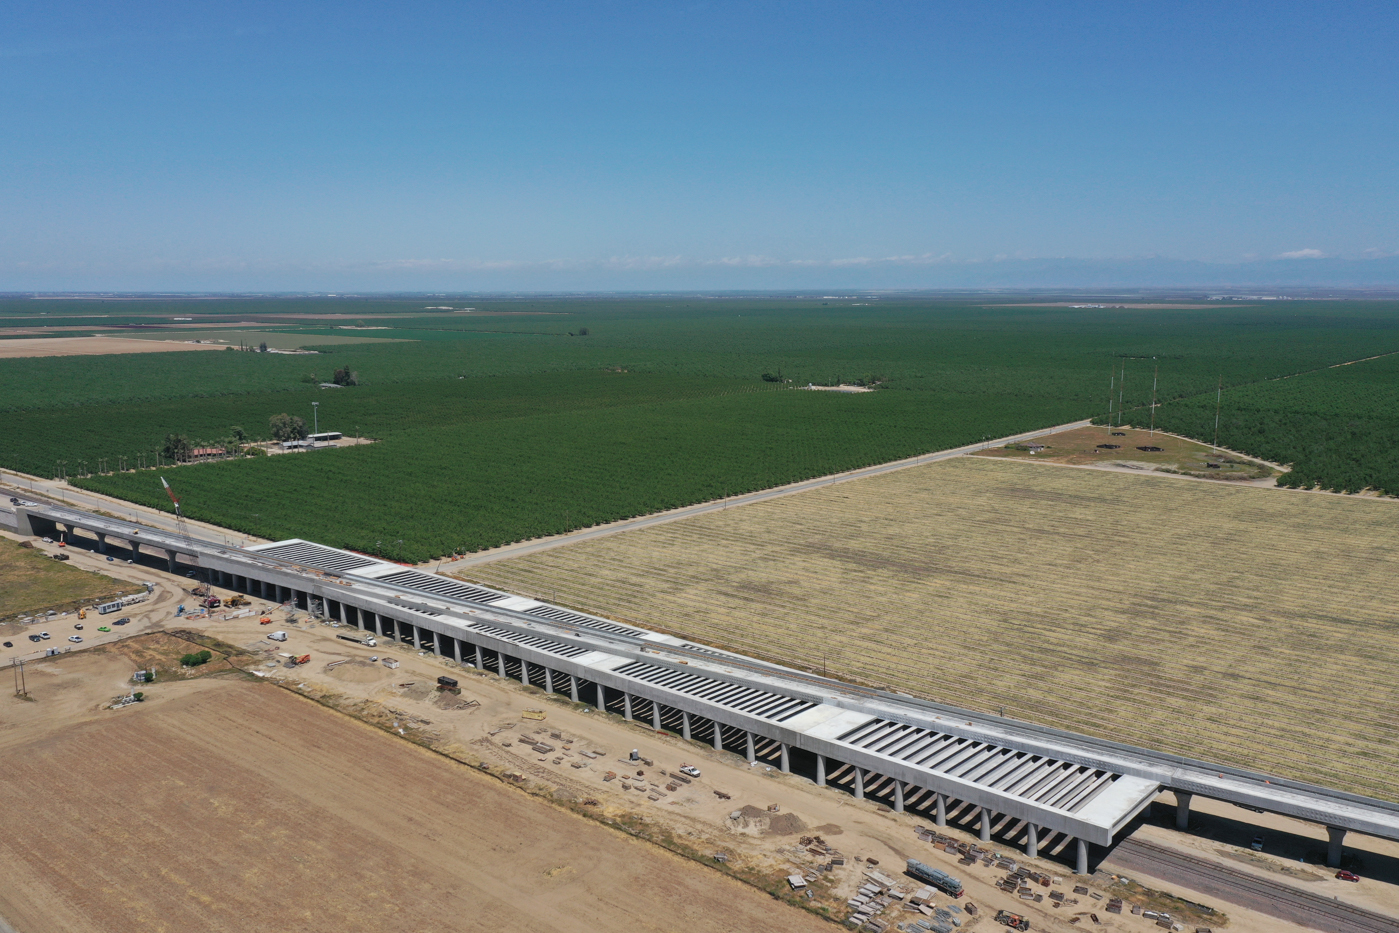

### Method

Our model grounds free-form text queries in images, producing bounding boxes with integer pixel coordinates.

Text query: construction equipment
[995,911,1030,931]
[436,675,461,695]
[201,596,222,609]
[259,616,273,625]
[225,595,250,608]
[290,654,311,665]
[521,708,546,721]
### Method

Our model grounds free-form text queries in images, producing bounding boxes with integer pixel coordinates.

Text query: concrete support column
[1327,826,1347,868]
[652,701,662,731]
[497,651,507,678]
[569,674,580,703]
[936,794,947,827]
[780,743,790,774]
[165,549,178,573]
[622,692,633,720]
[597,682,605,709]
[411,624,421,650]
[745,731,755,763]
[453,637,462,664]
[129,541,140,561]
[475,644,484,670]
[1075,838,1089,875]
[521,659,530,686]
[1175,791,1192,831]
[681,711,691,741]
[1026,824,1039,859]
[853,769,865,800]
[893,782,904,812]
[712,721,723,751]
[980,808,993,842]
[543,667,553,694]
[815,755,826,787]
[96,533,107,553]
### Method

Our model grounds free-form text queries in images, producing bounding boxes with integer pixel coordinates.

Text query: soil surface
[0,653,831,933]
[0,336,228,358]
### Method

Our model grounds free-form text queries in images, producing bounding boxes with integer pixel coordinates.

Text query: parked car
[1,641,11,648]
[115,617,132,625]
[679,764,702,778]
[41,537,53,543]
[106,556,114,561]
[74,623,83,630]
[1336,870,1360,882]
[68,636,82,643]
[97,626,111,632]
[39,632,51,640]
[1250,836,1265,851]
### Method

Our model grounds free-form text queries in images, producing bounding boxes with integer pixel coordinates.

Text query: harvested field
[462,455,1399,801]
[0,661,830,933]
[0,336,229,358]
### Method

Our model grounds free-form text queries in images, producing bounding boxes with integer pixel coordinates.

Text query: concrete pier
[681,711,691,741]
[893,781,904,812]
[854,768,864,800]
[622,691,633,720]
[1328,826,1347,868]
[543,667,553,694]
[780,743,790,774]
[96,533,106,553]
[815,754,826,786]
[980,808,993,842]
[936,793,946,827]
[569,674,579,702]
[1026,823,1039,858]
[712,721,722,751]
[165,549,178,573]
[1175,790,1192,831]
[1076,838,1089,875]
[745,731,755,763]
[652,701,662,731]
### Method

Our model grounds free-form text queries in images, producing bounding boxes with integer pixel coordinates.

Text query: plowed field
[0,669,829,933]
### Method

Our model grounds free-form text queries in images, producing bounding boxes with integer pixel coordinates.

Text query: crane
[160,475,193,548]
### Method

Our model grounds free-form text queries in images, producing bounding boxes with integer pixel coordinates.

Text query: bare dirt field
[0,336,229,358]
[0,653,831,933]
[460,455,1399,802]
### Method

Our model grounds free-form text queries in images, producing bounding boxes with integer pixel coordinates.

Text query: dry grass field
[0,656,830,933]
[0,336,229,357]
[462,456,1399,802]
[0,535,132,618]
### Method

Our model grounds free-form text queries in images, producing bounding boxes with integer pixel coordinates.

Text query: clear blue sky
[3,1,1396,291]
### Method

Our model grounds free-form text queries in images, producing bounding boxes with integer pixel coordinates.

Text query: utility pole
[1213,375,1224,451]
[312,401,319,439]
[12,658,27,698]
[1149,365,1159,437]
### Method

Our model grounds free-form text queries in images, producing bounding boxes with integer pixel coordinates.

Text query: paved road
[447,419,1093,567]
[1104,838,1399,933]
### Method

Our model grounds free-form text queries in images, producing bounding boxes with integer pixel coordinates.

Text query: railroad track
[1106,838,1399,933]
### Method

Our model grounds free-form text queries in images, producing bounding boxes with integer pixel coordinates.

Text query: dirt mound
[766,812,807,836]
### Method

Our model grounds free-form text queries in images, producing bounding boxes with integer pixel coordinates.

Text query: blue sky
[2,1,1397,290]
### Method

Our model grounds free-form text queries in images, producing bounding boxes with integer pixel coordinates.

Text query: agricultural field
[2,297,1398,556]
[0,657,829,933]
[461,455,1399,802]
[1149,351,1399,495]
[0,535,132,619]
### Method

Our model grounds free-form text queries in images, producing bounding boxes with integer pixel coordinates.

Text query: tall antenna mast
[1117,360,1126,426]
[1108,367,1115,429]
[1213,375,1223,451]
[1149,365,1159,437]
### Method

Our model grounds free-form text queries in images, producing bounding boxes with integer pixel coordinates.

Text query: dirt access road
[0,654,832,933]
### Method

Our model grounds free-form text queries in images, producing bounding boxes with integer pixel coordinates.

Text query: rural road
[1103,838,1398,933]
[445,418,1093,568]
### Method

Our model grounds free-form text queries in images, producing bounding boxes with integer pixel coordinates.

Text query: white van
[267,631,288,642]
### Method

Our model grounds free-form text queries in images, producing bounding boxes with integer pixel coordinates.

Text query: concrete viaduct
[11,499,1399,873]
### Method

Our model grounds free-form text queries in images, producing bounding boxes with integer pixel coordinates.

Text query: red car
[1336,870,1360,882]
